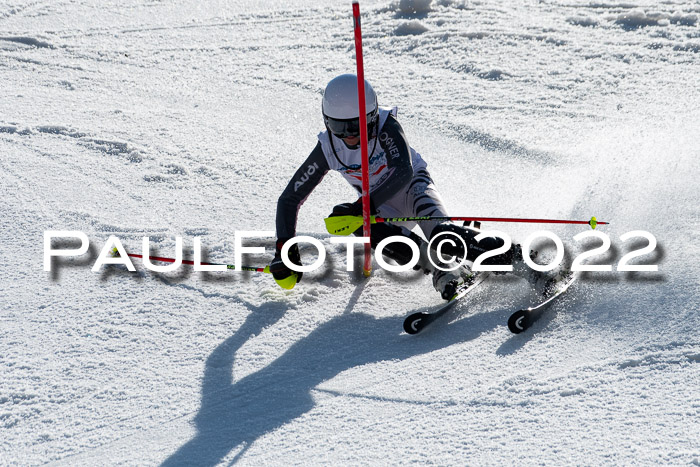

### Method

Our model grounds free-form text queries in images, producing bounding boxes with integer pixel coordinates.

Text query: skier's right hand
[269,238,303,289]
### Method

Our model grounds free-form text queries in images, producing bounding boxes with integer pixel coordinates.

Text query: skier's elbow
[395,158,414,190]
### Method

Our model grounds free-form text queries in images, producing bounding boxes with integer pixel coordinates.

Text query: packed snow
[1,0,698,465]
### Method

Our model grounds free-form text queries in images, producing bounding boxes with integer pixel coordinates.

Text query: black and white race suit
[276,107,449,242]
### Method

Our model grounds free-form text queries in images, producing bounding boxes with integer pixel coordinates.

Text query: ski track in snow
[1,0,699,465]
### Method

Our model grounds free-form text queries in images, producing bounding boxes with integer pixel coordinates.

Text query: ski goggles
[324,110,378,139]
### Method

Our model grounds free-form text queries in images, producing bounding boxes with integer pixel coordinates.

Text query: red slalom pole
[352,1,372,277]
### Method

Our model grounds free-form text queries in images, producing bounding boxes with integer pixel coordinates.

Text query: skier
[270,74,557,298]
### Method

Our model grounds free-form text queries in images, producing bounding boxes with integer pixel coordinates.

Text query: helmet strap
[326,124,352,170]
[326,121,379,172]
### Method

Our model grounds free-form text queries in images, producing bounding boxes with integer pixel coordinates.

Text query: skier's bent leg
[349,221,445,275]
[429,223,515,266]
[429,223,568,297]
[327,202,426,268]
[362,222,426,269]
[365,223,475,300]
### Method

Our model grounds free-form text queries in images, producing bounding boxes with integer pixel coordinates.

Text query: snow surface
[1,0,699,465]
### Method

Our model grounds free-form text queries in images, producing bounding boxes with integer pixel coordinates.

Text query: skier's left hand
[329,198,376,217]
[269,238,303,289]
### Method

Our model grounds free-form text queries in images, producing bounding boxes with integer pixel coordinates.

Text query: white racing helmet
[322,74,378,139]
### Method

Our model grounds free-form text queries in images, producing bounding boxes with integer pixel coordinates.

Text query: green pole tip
[589,216,598,229]
[274,273,298,290]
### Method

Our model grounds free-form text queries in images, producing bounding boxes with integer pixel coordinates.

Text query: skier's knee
[369,223,424,268]
[429,223,476,260]
[429,223,514,265]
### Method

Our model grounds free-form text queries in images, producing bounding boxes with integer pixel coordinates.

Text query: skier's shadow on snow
[161,286,509,466]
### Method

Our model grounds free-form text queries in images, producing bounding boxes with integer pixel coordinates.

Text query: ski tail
[404,273,490,335]
[507,272,578,334]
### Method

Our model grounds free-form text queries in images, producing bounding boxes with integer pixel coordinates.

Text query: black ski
[507,273,578,334]
[403,273,490,335]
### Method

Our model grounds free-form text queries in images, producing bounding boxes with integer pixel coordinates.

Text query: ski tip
[507,310,529,334]
[404,312,431,335]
